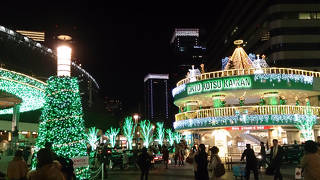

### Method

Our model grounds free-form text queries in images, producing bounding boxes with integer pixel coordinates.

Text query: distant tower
[171,28,206,79]
[144,74,170,127]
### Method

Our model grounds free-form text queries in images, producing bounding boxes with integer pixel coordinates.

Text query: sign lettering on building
[187,76,252,95]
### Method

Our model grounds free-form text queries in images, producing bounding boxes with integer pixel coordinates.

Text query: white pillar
[12,104,20,132]
[11,104,20,151]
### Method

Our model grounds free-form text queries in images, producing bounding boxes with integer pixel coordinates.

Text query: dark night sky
[2,2,227,111]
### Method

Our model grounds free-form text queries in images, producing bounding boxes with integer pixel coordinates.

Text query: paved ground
[104,163,296,180]
[0,156,297,180]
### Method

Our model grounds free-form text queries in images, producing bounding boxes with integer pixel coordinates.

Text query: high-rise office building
[171,28,206,68]
[144,74,170,127]
[171,28,207,84]
[206,0,320,70]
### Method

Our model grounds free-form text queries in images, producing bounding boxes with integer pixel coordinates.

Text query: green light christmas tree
[166,129,175,146]
[122,116,136,150]
[33,76,90,179]
[86,127,99,153]
[139,120,153,147]
[174,132,183,144]
[155,122,165,146]
[105,127,120,148]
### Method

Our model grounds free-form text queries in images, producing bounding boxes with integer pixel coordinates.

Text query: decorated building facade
[172,40,320,156]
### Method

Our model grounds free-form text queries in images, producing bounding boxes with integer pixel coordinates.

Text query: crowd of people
[6,142,76,180]
[239,138,320,180]
[2,136,320,180]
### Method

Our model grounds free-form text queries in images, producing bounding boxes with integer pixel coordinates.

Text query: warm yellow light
[57,45,72,76]
[133,114,139,120]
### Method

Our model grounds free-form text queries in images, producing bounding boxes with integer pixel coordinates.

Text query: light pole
[133,114,139,149]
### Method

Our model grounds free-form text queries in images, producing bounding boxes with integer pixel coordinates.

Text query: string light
[166,129,175,146]
[105,127,120,148]
[155,122,165,146]
[140,120,153,147]
[122,117,136,150]
[0,68,46,114]
[86,127,99,152]
[174,114,316,130]
[254,74,313,85]
[33,76,90,179]
[174,132,183,143]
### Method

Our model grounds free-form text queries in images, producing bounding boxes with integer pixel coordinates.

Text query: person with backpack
[209,146,225,179]
[137,147,152,180]
[241,144,259,180]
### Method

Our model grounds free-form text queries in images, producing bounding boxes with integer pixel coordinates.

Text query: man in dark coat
[137,147,152,180]
[194,144,209,180]
[241,144,259,180]
[162,145,169,169]
[270,139,283,180]
[260,142,267,168]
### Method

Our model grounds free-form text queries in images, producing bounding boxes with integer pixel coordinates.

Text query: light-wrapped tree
[122,116,136,150]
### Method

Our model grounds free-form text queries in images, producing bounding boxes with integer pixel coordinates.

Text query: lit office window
[299,12,320,20]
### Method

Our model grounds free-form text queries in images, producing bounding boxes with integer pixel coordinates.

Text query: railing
[175,105,320,121]
[176,67,320,87]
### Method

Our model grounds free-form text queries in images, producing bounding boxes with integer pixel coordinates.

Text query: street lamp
[133,114,139,124]
[57,45,71,77]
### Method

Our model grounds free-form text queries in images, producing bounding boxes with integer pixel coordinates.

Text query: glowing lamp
[57,45,72,76]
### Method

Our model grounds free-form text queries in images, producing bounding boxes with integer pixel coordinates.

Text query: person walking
[137,147,152,180]
[300,140,320,180]
[162,145,169,169]
[7,150,28,180]
[186,146,197,177]
[174,143,179,166]
[178,144,185,166]
[270,139,283,180]
[259,142,266,168]
[194,144,209,180]
[209,146,223,180]
[241,144,259,180]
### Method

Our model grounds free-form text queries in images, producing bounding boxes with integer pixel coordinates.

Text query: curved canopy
[0,68,46,114]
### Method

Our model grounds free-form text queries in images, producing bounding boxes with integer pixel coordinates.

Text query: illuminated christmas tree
[166,129,175,146]
[86,127,99,152]
[105,127,120,148]
[139,120,153,147]
[155,122,165,146]
[122,116,136,150]
[174,132,182,143]
[33,76,89,179]
[224,40,253,70]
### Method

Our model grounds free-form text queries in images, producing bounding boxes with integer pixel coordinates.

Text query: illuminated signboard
[225,126,272,131]
[187,76,251,95]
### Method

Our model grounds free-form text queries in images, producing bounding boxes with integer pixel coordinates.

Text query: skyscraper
[206,0,320,70]
[171,28,206,65]
[144,74,170,127]
[171,28,206,80]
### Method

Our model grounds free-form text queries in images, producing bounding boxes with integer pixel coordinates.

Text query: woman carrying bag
[208,146,225,180]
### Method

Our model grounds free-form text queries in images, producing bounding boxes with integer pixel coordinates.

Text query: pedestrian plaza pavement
[106,163,296,180]
[0,155,297,180]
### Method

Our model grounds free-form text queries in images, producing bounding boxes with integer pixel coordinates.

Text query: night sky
[2,2,226,110]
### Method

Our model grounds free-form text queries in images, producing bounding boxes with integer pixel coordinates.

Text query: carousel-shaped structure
[172,40,320,156]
